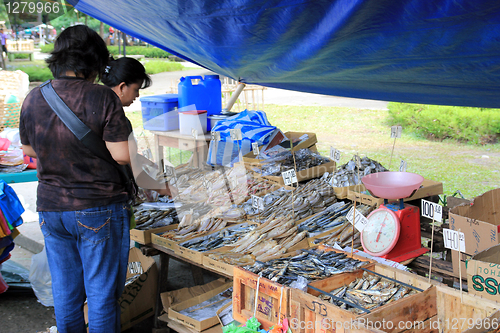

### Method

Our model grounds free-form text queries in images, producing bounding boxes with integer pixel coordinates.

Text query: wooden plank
[233,266,289,330]
[408,256,454,277]
[436,285,500,333]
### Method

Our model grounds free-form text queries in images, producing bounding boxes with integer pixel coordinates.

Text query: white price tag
[443,229,466,252]
[281,169,298,186]
[211,131,221,141]
[354,155,361,169]
[251,195,265,211]
[399,159,407,172]
[421,199,443,222]
[165,166,175,177]
[191,128,199,140]
[230,128,242,141]
[346,206,369,232]
[391,126,402,139]
[252,142,260,156]
[329,147,341,163]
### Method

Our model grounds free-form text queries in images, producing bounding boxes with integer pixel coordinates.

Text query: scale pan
[361,172,424,200]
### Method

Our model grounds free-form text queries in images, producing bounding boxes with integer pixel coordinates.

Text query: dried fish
[322,155,388,188]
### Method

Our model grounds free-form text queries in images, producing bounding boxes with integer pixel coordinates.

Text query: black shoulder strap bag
[39,80,138,205]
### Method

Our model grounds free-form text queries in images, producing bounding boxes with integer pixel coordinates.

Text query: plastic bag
[29,247,54,306]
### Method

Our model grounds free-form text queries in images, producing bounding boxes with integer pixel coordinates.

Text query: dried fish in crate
[133,205,178,230]
[253,148,331,177]
[322,155,388,187]
[320,271,418,314]
[243,248,367,286]
[299,202,374,236]
[180,223,259,252]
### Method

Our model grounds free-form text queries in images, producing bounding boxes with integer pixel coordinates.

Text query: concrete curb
[15,233,44,254]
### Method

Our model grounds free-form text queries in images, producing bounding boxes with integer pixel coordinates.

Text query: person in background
[19,25,131,333]
[0,29,8,58]
[102,57,176,197]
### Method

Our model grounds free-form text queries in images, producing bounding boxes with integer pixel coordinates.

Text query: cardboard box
[242,131,317,165]
[450,188,500,277]
[151,228,182,252]
[347,178,444,206]
[130,224,178,245]
[168,282,233,331]
[467,243,500,302]
[84,247,158,331]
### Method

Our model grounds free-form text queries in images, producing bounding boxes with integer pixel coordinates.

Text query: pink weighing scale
[360,172,429,263]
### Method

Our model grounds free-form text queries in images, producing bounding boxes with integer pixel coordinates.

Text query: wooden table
[141,244,231,332]
[151,130,212,169]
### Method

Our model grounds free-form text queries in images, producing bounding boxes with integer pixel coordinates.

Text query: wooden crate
[436,285,500,333]
[263,160,336,186]
[233,266,290,330]
[131,224,178,245]
[290,263,437,333]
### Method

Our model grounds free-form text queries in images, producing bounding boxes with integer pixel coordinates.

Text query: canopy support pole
[224,82,246,112]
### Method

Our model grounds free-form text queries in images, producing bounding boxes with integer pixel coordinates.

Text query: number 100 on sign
[421,199,442,222]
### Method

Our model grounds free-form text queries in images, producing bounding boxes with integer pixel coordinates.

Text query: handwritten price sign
[443,229,466,252]
[421,199,443,222]
[252,142,260,156]
[329,147,341,163]
[282,169,298,186]
[391,126,402,138]
[346,207,369,232]
[251,195,265,211]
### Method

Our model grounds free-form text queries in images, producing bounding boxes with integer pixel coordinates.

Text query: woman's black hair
[46,25,109,80]
[101,57,152,89]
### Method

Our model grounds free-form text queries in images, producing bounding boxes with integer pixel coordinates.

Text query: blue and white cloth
[207,110,276,166]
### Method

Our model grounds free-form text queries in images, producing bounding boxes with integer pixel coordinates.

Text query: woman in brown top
[20,25,131,333]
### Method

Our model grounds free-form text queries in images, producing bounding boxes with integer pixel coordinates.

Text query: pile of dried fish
[243,248,367,285]
[180,223,258,252]
[299,202,374,236]
[319,271,418,314]
[207,213,308,265]
[242,180,336,223]
[134,206,178,230]
[322,155,388,187]
[254,148,331,177]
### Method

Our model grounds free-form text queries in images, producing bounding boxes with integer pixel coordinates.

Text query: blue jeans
[40,202,130,333]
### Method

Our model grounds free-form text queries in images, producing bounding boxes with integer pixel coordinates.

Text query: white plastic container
[179,110,208,136]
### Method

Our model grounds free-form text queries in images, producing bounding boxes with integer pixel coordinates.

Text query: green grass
[263,105,500,199]
[143,60,183,75]
[6,61,53,82]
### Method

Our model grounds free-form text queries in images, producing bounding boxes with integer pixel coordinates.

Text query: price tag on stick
[443,229,466,252]
[391,126,402,138]
[252,142,260,156]
[282,169,298,186]
[399,159,407,172]
[230,128,242,141]
[421,199,443,222]
[251,195,264,211]
[329,147,341,163]
[191,128,199,140]
[346,206,369,232]
[211,131,221,141]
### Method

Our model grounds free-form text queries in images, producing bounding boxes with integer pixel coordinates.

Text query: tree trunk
[100,22,104,38]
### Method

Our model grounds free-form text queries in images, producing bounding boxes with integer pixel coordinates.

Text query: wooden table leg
[154,134,164,165]
[190,264,205,285]
[154,252,170,331]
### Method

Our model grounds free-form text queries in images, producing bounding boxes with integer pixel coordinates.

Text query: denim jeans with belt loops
[39,202,130,333]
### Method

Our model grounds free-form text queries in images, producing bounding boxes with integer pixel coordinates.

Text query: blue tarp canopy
[69,0,500,108]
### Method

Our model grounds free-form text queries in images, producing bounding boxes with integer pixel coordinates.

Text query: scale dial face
[361,207,401,256]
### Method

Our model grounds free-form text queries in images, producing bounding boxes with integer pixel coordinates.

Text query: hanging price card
[165,166,176,177]
[346,207,369,232]
[211,131,221,141]
[443,229,466,252]
[329,147,341,163]
[399,159,407,172]
[391,126,402,138]
[252,142,260,156]
[355,155,361,168]
[230,128,243,141]
[251,195,265,211]
[281,169,298,186]
[192,128,199,140]
[421,199,443,222]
